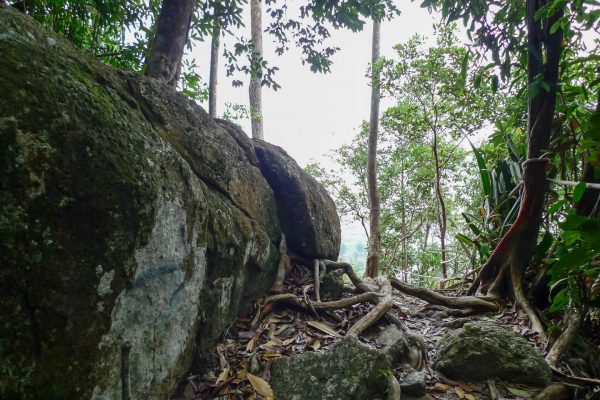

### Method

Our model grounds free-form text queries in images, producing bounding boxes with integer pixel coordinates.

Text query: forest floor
[173,261,600,400]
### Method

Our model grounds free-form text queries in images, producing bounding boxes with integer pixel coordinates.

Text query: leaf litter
[170,261,571,399]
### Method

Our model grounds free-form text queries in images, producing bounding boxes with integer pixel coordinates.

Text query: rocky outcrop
[375,324,411,367]
[434,322,552,385]
[270,336,393,400]
[216,120,342,261]
[254,140,341,260]
[0,6,339,399]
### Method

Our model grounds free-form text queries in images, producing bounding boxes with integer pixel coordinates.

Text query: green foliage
[14,0,400,96]
[310,25,501,284]
[221,102,250,124]
[548,210,600,312]
[21,0,160,71]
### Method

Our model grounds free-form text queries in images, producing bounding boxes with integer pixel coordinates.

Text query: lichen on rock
[270,336,393,400]
[433,321,552,386]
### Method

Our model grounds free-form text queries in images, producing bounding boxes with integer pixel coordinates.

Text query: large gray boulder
[270,336,392,400]
[0,7,336,399]
[254,140,341,260]
[434,322,551,385]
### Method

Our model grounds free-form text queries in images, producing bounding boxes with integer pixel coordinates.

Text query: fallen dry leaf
[307,320,341,337]
[246,335,258,353]
[247,373,274,399]
[455,386,466,399]
[262,352,281,360]
[215,367,230,384]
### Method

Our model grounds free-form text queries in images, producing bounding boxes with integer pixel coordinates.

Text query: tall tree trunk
[365,19,381,278]
[432,130,447,280]
[469,0,563,301]
[249,0,264,139]
[418,222,431,284]
[208,22,220,118]
[144,0,196,87]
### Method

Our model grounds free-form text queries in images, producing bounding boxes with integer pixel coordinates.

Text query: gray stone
[399,371,426,397]
[434,322,551,385]
[254,140,341,260]
[376,324,410,367]
[270,336,392,400]
[321,269,346,299]
[0,7,333,399]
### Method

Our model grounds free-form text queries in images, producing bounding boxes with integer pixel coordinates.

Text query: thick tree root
[550,366,600,386]
[389,277,499,312]
[268,258,427,370]
[264,292,381,311]
[511,261,547,342]
[347,276,393,336]
[313,259,321,302]
[545,309,580,367]
[487,379,500,400]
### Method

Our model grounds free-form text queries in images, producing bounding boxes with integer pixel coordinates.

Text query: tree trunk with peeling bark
[144,0,196,87]
[365,19,381,278]
[249,0,264,139]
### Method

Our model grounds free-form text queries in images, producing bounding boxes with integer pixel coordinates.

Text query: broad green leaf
[573,181,587,203]
[456,233,476,247]
[469,141,492,197]
[548,199,567,214]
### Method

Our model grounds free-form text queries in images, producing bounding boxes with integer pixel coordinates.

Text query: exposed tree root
[389,277,499,312]
[320,259,377,292]
[387,375,401,400]
[419,304,479,317]
[511,261,547,342]
[313,259,321,302]
[267,258,428,367]
[550,366,600,387]
[347,276,393,336]
[545,309,581,367]
[264,292,381,311]
[487,379,500,400]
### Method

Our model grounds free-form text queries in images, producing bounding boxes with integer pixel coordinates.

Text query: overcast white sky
[189,1,442,243]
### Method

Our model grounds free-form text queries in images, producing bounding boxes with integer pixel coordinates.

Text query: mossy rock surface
[434,322,552,386]
[0,5,288,399]
[270,336,392,400]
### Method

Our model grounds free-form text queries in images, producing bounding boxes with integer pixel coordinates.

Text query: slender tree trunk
[469,0,563,300]
[209,22,220,118]
[249,0,264,139]
[365,19,382,278]
[432,130,448,280]
[401,167,408,280]
[144,0,196,87]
